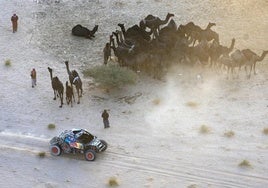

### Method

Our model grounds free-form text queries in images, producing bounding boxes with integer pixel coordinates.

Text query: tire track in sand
[1,132,267,187]
[102,149,268,188]
[0,131,50,154]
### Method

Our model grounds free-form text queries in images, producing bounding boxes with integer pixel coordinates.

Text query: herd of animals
[50,13,268,108]
[47,61,82,108]
[102,13,267,80]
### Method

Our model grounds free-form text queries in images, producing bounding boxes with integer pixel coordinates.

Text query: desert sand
[0,0,268,188]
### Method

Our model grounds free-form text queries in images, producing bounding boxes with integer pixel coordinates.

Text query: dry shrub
[152,98,161,105]
[263,128,268,135]
[38,152,46,158]
[239,160,252,167]
[224,131,235,138]
[114,0,124,7]
[199,125,210,134]
[5,59,11,66]
[83,65,137,89]
[108,177,119,186]
[48,123,56,129]
[187,184,197,188]
[186,101,198,108]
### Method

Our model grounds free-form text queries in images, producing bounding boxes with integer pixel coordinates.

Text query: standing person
[11,13,19,33]
[103,42,111,65]
[101,110,110,128]
[30,68,37,88]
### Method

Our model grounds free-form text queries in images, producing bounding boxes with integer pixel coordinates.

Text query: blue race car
[49,129,107,161]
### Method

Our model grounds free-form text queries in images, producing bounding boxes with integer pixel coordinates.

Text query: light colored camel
[241,49,268,79]
[64,61,83,104]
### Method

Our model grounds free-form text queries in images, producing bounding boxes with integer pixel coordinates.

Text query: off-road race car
[49,129,107,161]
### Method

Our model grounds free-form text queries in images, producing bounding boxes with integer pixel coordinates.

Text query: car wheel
[100,139,108,151]
[84,149,96,161]
[50,144,62,156]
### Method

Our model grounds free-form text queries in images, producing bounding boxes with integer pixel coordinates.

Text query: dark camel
[209,38,236,68]
[154,19,180,55]
[200,22,219,44]
[139,13,174,39]
[72,24,98,39]
[117,23,152,42]
[65,81,75,107]
[48,67,64,108]
[180,22,218,46]
[109,33,152,72]
[64,61,83,104]
[112,30,135,50]
[218,53,241,80]
[110,34,135,66]
[116,25,152,54]
[185,40,210,66]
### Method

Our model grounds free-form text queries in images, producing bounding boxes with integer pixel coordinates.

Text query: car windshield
[76,132,94,144]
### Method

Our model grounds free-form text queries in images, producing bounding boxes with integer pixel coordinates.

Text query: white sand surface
[0,0,268,187]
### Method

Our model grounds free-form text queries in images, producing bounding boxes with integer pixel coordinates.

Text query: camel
[72,24,98,39]
[117,23,152,42]
[112,31,135,50]
[158,19,177,35]
[218,53,240,79]
[64,61,83,104]
[115,30,125,43]
[209,38,236,68]
[48,67,64,108]
[154,19,184,57]
[179,22,202,46]
[185,39,210,66]
[241,49,268,79]
[116,24,152,54]
[139,13,174,39]
[180,22,218,46]
[218,49,268,79]
[109,33,152,72]
[110,35,136,66]
[200,22,219,44]
[218,49,247,79]
[65,81,75,107]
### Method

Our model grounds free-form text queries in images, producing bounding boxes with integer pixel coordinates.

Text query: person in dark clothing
[31,68,37,88]
[11,14,19,33]
[103,42,111,65]
[101,110,110,128]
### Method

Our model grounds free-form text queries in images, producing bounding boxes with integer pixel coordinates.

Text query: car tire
[50,144,62,156]
[100,139,108,151]
[84,149,96,161]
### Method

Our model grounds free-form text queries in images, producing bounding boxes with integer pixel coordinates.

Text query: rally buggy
[49,129,107,161]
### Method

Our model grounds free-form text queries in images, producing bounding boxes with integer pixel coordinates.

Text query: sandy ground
[0,0,268,187]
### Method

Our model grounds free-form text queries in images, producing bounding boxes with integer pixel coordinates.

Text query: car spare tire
[100,139,108,151]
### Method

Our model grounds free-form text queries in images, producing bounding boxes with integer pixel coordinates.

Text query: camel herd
[49,13,267,108]
[47,61,82,108]
[103,13,268,80]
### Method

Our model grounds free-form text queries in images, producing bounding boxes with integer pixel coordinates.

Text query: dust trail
[0,131,50,142]
[0,131,50,153]
[145,65,223,136]
[0,144,49,154]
